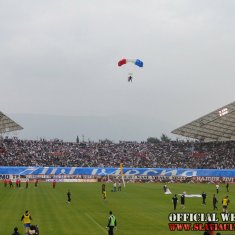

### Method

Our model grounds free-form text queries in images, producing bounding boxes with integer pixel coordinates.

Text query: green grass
[0,182,234,235]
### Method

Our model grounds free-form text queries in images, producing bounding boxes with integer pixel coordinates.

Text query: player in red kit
[4,179,7,187]
[53,180,56,189]
[26,180,29,189]
[16,179,19,188]
[35,179,38,187]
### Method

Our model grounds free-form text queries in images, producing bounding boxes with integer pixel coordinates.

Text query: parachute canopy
[118,59,143,68]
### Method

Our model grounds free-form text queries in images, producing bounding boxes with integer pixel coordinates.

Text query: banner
[0,166,235,177]
[46,179,97,183]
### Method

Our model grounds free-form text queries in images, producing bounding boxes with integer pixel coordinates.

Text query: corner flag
[120,163,126,188]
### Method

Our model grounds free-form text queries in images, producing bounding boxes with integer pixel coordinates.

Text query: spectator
[0,138,234,169]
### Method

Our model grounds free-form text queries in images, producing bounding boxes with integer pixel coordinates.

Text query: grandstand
[172,101,235,142]
[0,111,23,134]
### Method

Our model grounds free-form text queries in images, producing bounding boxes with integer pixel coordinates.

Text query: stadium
[0,101,235,235]
[1,2,235,235]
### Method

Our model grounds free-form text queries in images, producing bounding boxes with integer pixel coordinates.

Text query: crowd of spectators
[0,137,234,169]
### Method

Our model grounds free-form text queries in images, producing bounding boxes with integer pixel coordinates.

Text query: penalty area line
[85,213,107,234]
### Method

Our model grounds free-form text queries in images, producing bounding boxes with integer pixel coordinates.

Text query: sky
[1,0,235,142]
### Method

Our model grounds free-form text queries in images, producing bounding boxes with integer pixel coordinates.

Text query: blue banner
[0,167,235,177]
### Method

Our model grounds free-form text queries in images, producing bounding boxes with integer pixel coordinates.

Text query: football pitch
[0,182,234,235]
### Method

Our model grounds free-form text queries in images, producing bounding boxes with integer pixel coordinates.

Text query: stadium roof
[0,111,23,134]
[172,101,235,142]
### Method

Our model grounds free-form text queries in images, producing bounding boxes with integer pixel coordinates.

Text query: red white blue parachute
[118,59,143,68]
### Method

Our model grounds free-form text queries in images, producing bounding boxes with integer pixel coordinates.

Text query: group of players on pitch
[11,181,119,235]
[13,208,117,235]
[102,181,122,200]
[171,183,230,213]
[3,178,39,189]
[11,210,39,235]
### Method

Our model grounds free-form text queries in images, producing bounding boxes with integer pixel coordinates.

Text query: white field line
[85,213,107,234]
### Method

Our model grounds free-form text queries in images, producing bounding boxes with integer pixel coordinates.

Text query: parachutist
[118,58,143,82]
